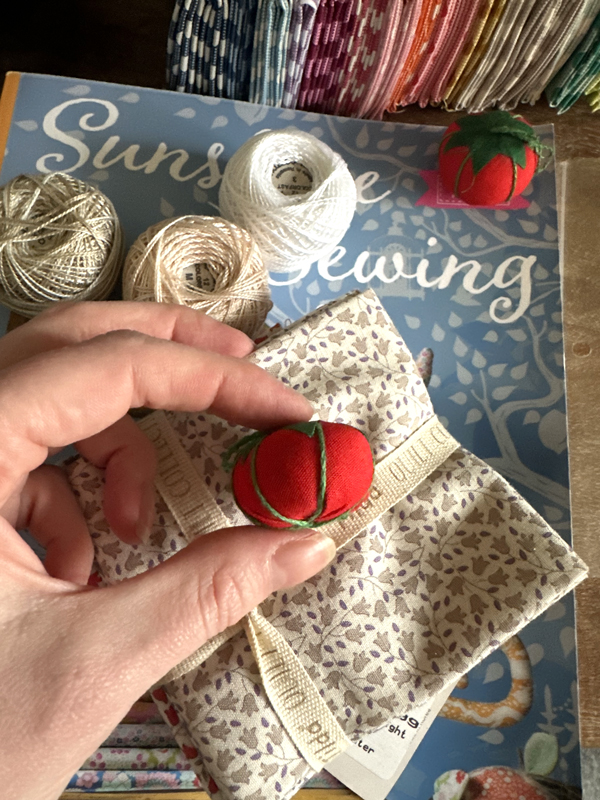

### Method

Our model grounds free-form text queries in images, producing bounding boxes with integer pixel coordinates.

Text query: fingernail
[272,531,336,587]
[136,483,157,545]
[284,387,314,419]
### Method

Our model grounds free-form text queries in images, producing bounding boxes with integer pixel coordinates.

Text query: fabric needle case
[67,288,587,800]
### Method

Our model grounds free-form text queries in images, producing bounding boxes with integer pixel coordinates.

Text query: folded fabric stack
[67,697,201,792]
[67,289,587,800]
[546,6,600,112]
[166,0,600,117]
[67,696,343,792]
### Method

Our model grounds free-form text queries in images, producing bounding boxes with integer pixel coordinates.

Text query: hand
[0,302,335,800]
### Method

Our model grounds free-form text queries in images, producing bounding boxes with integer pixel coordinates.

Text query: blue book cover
[0,73,578,799]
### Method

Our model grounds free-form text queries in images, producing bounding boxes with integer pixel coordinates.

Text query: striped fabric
[451,0,537,111]
[401,0,483,108]
[232,0,260,99]
[293,0,330,108]
[316,0,361,113]
[496,0,591,108]
[585,70,600,109]
[442,0,495,105]
[249,0,293,105]
[297,0,358,111]
[365,0,423,119]
[167,0,195,90]
[205,0,230,97]
[330,0,368,116]
[445,0,508,107]
[336,0,398,117]
[165,0,600,114]
[282,0,321,107]
[547,9,600,111]
[304,0,355,111]
[473,0,562,110]
[519,0,600,105]
[322,0,362,114]
[355,0,409,119]
[387,0,445,111]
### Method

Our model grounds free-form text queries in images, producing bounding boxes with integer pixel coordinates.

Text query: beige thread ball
[123,215,272,338]
[0,172,123,317]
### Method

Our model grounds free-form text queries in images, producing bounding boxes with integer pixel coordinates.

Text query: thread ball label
[183,262,218,292]
[272,161,313,196]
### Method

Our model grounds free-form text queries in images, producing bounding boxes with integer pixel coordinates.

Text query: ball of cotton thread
[0,172,123,317]
[123,215,272,338]
[218,129,357,273]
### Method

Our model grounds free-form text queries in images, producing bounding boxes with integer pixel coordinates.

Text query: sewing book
[0,72,580,800]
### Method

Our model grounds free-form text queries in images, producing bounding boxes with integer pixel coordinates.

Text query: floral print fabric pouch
[67,288,587,800]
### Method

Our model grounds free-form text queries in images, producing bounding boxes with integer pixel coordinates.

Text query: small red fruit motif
[164,705,180,726]
[181,743,199,759]
[225,420,374,528]
[152,688,168,704]
[438,110,548,207]
[433,766,548,800]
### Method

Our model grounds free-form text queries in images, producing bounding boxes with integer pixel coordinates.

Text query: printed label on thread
[182,262,217,292]
[272,161,313,196]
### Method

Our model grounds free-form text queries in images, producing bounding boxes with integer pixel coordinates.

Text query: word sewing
[274,243,536,324]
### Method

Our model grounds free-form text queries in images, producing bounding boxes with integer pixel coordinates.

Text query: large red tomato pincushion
[224,420,374,528]
[438,110,548,206]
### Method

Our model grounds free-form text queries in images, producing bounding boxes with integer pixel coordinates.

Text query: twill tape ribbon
[139,411,459,769]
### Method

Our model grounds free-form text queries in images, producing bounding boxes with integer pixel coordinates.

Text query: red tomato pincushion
[225,420,374,528]
[438,110,547,206]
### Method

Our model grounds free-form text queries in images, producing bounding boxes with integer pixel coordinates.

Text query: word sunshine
[36,97,224,188]
[36,97,390,198]
[38,97,536,324]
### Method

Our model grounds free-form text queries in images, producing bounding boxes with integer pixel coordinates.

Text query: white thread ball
[219,129,357,273]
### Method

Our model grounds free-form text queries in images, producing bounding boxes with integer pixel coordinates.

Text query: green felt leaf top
[442,110,551,199]
[442,110,545,173]
[222,429,267,472]
[286,420,321,437]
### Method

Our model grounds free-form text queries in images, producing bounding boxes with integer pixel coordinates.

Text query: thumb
[88,526,336,692]
[0,527,336,800]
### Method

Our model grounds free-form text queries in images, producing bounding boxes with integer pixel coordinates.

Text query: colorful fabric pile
[66,698,201,792]
[166,0,600,117]
[546,6,600,112]
[65,696,344,792]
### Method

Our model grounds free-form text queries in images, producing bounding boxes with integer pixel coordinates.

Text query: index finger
[0,301,255,369]
[0,332,313,506]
